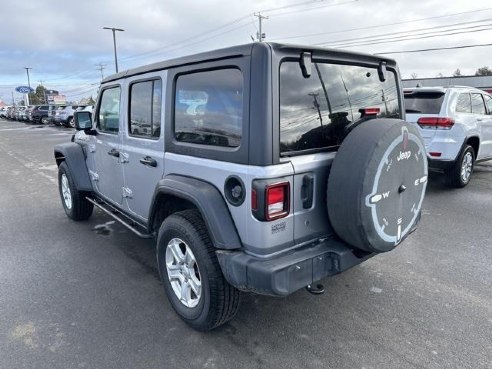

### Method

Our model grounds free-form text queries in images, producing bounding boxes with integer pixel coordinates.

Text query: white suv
[404,86,492,187]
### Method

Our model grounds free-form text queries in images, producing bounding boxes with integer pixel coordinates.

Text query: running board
[85,197,154,239]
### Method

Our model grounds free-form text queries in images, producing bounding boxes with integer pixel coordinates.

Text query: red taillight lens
[417,117,455,129]
[361,107,380,116]
[265,182,289,220]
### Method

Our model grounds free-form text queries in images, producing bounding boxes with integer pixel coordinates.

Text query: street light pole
[103,27,124,73]
[24,67,32,106]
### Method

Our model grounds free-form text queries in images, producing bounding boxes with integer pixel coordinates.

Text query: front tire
[58,162,93,220]
[157,209,241,331]
[446,145,474,188]
[41,116,49,124]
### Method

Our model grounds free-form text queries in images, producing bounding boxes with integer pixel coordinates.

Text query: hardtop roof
[102,42,396,84]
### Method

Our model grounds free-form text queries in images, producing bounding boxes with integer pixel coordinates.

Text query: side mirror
[74,111,93,131]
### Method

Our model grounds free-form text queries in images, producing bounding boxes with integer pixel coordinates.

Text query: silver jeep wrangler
[54,43,428,330]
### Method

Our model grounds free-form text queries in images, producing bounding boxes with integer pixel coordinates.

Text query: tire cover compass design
[365,126,427,247]
[327,119,428,253]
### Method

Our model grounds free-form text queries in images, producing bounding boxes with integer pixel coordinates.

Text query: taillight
[266,183,289,220]
[251,180,290,221]
[360,107,380,116]
[417,117,455,129]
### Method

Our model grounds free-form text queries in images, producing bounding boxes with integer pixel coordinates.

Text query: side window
[174,68,243,148]
[471,94,486,115]
[97,86,121,133]
[484,95,492,115]
[129,79,162,138]
[455,93,471,113]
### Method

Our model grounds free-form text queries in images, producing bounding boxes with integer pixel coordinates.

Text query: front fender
[54,142,93,192]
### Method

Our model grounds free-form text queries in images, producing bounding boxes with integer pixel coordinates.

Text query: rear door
[120,74,165,222]
[279,60,402,244]
[474,94,492,159]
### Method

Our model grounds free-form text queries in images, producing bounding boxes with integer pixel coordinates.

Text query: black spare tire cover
[327,118,428,253]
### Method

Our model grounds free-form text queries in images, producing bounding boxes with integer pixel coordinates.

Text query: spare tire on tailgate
[327,119,428,253]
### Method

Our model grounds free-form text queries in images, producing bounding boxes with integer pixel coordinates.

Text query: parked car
[55,105,85,127]
[17,106,29,121]
[50,105,66,125]
[404,86,492,187]
[55,42,428,330]
[0,106,10,119]
[31,105,51,124]
[25,105,37,122]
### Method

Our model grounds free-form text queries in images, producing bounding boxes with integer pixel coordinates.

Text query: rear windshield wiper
[405,109,422,113]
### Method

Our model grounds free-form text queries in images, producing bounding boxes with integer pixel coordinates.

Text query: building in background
[402,76,492,93]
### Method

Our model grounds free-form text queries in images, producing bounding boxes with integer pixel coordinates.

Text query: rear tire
[157,209,241,331]
[58,162,93,220]
[446,145,474,188]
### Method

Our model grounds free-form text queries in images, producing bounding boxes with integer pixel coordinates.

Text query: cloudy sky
[1,0,492,104]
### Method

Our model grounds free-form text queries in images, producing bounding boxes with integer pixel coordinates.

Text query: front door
[91,85,125,207]
[121,76,165,221]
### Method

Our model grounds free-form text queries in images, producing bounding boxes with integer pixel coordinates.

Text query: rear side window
[456,93,471,113]
[97,86,121,133]
[280,61,400,154]
[471,94,486,115]
[404,92,444,114]
[129,79,162,138]
[174,68,243,148]
[484,95,492,114]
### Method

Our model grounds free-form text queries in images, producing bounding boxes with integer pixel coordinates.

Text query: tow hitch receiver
[305,283,325,295]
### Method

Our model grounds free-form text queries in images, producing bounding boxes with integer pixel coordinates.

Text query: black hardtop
[102,42,397,83]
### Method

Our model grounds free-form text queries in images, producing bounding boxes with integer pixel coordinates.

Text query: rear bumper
[428,158,455,171]
[216,238,374,296]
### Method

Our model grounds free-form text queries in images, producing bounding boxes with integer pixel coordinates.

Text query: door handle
[477,118,483,122]
[139,156,157,167]
[107,148,120,158]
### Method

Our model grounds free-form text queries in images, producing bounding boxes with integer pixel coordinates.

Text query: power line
[327,24,492,49]
[273,6,492,41]
[314,18,492,47]
[265,0,358,17]
[375,42,492,55]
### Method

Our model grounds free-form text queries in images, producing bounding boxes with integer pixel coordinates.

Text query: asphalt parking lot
[0,119,491,369]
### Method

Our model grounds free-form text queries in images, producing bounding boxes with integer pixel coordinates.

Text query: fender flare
[54,143,93,192]
[149,175,242,250]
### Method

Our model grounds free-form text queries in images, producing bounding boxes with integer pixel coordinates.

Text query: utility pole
[103,27,124,73]
[24,67,32,106]
[308,92,323,126]
[314,63,332,114]
[95,63,106,80]
[253,12,268,42]
[11,91,15,106]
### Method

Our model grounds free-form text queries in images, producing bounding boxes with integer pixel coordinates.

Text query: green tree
[475,66,492,76]
[28,85,47,105]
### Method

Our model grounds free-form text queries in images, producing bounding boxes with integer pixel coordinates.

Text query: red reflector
[266,182,289,220]
[417,117,455,129]
[429,152,442,157]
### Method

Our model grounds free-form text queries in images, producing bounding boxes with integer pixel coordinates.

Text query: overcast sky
[1,0,492,104]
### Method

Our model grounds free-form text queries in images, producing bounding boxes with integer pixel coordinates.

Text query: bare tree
[411,72,418,79]
[475,66,492,76]
[453,68,462,77]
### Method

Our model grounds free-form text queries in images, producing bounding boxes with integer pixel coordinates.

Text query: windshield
[279,61,400,154]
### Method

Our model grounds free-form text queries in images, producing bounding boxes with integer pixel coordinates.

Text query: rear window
[280,61,400,154]
[404,92,444,114]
